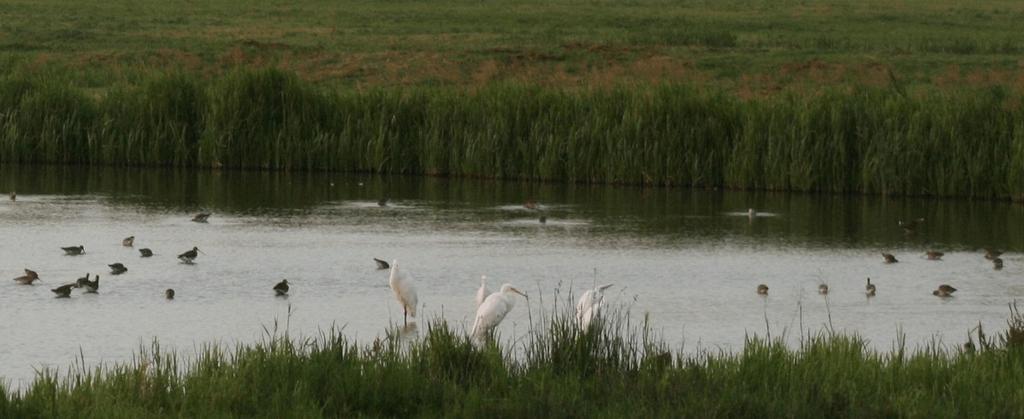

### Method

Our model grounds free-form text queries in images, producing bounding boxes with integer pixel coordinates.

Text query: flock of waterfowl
[6,196,577,341]
[11,212,216,300]
[6,193,1012,341]
[754,216,1006,300]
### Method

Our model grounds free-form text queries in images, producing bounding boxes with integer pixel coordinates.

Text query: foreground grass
[3,69,1024,200]
[3,308,1024,417]
[1,0,1023,91]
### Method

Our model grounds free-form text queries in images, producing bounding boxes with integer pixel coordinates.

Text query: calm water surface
[1,166,1023,388]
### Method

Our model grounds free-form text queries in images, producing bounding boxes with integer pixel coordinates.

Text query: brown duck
[933,284,957,297]
[13,269,40,285]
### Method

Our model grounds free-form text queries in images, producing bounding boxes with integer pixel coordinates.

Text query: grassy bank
[2,69,1024,200]
[4,307,1024,417]
[2,0,1024,91]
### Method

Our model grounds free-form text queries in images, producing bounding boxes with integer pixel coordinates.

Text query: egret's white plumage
[388,260,418,325]
[576,284,614,329]
[471,283,527,341]
[475,275,490,308]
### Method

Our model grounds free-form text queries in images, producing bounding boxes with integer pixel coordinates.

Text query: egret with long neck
[388,260,418,326]
[576,284,614,329]
[471,283,527,342]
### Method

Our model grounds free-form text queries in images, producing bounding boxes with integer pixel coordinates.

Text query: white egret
[475,275,490,308]
[576,284,613,329]
[471,283,527,341]
[389,260,418,326]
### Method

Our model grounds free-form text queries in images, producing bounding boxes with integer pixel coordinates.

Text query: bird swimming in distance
[191,213,211,223]
[471,283,528,342]
[52,283,75,298]
[539,215,547,224]
[757,284,769,295]
[378,198,389,207]
[985,249,1003,260]
[274,279,289,296]
[374,258,390,270]
[818,284,829,295]
[12,269,40,285]
[122,236,134,247]
[882,253,898,264]
[139,248,153,258]
[898,218,924,234]
[993,258,1004,270]
[388,260,418,326]
[865,278,876,297]
[524,200,539,210]
[109,263,127,275]
[577,284,614,329]
[925,250,944,260]
[933,284,957,298]
[77,274,99,293]
[62,245,85,256]
[178,247,201,264]
[165,289,175,300]
[475,276,490,309]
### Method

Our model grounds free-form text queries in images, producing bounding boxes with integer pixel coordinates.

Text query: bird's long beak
[513,288,528,299]
[599,284,614,292]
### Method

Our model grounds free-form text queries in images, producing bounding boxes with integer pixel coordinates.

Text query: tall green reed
[1,69,1021,200]
[5,302,1024,417]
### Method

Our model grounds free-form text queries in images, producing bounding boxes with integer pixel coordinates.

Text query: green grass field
[3,307,1024,417]
[2,0,1023,92]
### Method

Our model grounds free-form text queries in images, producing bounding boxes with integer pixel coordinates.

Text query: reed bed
[3,304,1024,417]
[2,69,1023,200]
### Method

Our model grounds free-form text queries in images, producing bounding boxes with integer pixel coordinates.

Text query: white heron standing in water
[471,283,527,342]
[576,284,614,329]
[388,260,418,326]
[475,275,490,308]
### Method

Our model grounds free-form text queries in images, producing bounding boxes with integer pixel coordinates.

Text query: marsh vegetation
[4,304,1024,417]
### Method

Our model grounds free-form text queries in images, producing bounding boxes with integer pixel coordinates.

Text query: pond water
[1,166,1023,388]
